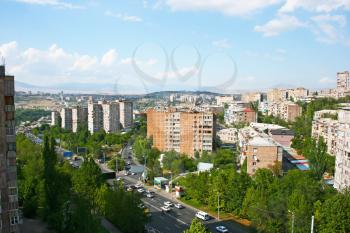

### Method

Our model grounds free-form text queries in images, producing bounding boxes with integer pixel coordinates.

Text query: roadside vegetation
[15,108,50,125]
[17,134,148,233]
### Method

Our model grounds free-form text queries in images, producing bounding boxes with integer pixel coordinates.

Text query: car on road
[127,187,133,192]
[174,203,184,209]
[216,226,228,233]
[161,206,171,212]
[146,192,154,198]
[164,201,173,207]
[138,203,146,209]
[131,172,136,175]
[124,171,131,176]
[116,177,122,182]
[196,211,210,221]
[137,188,145,193]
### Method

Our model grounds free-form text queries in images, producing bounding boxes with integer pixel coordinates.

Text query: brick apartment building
[147,108,215,157]
[268,101,302,122]
[224,105,257,125]
[0,65,20,232]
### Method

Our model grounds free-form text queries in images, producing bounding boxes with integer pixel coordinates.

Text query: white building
[60,108,72,131]
[118,100,133,129]
[88,101,103,134]
[72,106,88,133]
[102,102,120,133]
[217,128,237,144]
[51,111,61,126]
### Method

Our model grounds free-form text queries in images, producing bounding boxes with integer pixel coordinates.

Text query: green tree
[183,218,208,233]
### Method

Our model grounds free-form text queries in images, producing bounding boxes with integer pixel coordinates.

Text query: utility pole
[116,155,118,173]
[218,192,220,220]
[311,215,314,233]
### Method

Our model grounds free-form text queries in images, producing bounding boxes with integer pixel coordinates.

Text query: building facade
[72,106,88,133]
[102,102,120,133]
[217,128,237,144]
[0,65,20,232]
[147,108,215,157]
[118,100,133,129]
[337,71,349,89]
[268,101,302,122]
[88,101,104,134]
[224,105,257,125]
[51,111,61,126]
[60,108,73,131]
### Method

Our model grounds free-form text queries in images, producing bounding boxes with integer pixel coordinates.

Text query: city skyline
[1,0,350,94]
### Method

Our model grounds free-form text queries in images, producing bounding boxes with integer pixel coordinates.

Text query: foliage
[183,218,209,233]
[15,108,50,125]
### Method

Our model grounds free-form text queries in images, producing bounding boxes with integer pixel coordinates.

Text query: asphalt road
[108,144,250,233]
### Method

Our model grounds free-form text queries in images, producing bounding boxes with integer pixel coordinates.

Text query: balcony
[4,105,15,112]
[6,135,15,143]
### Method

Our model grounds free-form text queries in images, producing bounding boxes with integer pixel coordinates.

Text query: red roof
[244,108,254,113]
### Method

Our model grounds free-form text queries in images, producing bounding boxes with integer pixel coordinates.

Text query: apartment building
[147,108,215,157]
[51,111,61,126]
[268,101,302,122]
[337,71,349,89]
[243,136,283,175]
[216,95,235,106]
[102,102,120,133]
[72,106,88,133]
[0,65,20,232]
[312,110,339,155]
[224,105,257,125]
[241,92,263,103]
[334,108,350,190]
[217,128,237,144]
[118,100,133,129]
[267,88,309,102]
[60,108,73,131]
[88,101,104,134]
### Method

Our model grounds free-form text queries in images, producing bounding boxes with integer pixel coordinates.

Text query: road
[104,144,250,233]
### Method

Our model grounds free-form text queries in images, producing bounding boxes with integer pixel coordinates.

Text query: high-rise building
[102,102,120,133]
[147,108,215,157]
[88,101,104,134]
[0,65,20,232]
[118,100,133,129]
[334,109,350,190]
[51,111,61,126]
[268,101,302,122]
[337,71,349,89]
[72,106,88,133]
[60,108,73,131]
[224,105,257,125]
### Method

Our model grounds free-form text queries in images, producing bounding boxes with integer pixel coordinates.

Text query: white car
[161,206,171,212]
[174,203,184,209]
[137,188,145,193]
[196,211,210,221]
[116,177,122,181]
[164,201,173,207]
[146,193,154,198]
[216,226,228,233]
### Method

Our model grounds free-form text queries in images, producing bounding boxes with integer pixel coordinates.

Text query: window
[10,214,19,225]
[7,143,16,151]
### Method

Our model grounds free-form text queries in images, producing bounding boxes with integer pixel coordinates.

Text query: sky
[1,0,350,94]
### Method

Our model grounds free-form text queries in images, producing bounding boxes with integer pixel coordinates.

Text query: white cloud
[319,77,335,84]
[212,39,232,49]
[165,0,281,16]
[101,49,118,66]
[72,55,98,71]
[120,57,157,66]
[105,10,142,22]
[15,0,83,9]
[279,0,350,13]
[311,14,349,44]
[254,14,306,37]
[0,41,18,57]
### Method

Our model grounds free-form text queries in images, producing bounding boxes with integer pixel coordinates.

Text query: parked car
[164,201,173,207]
[174,203,184,209]
[146,193,154,198]
[138,203,146,209]
[216,226,228,233]
[135,183,143,189]
[137,188,145,193]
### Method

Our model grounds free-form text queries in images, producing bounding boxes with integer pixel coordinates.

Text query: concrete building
[217,128,237,144]
[224,105,257,125]
[334,108,350,190]
[215,95,235,106]
[72,106,88,133]
[241,92,263,103]
[60,108,73,131]
[337,71,349,89]
[268,101,302,122]
[102,102,120,133]
[312,110,339,156]
[147,108,215,157]
[88,101,103,134]
[267,88,309,102]
[0,65,20,232]
[243,136,283,175]
[51,111,61,126]
[118,100,133,129]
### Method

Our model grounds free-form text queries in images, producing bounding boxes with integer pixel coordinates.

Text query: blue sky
[1,0,350,94]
